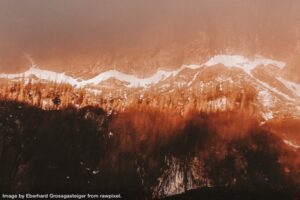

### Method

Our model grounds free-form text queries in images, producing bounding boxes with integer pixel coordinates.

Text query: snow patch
[262,112,273,121]
[207,97,228,111]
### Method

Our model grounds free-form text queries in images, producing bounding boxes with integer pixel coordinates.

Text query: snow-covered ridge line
[0,55,286,88]
[0,64,201,88]
[204,55,286,74]
[205,56,295,101]
[0,67,80,86]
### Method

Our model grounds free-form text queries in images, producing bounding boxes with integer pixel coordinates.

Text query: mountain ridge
[1,54,299,121]
[0,55,290,88]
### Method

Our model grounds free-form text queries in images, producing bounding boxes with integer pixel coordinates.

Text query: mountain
[1,55,300,198]
[1,55,300,121]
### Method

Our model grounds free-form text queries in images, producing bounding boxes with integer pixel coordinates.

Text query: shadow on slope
[0,100,299,199]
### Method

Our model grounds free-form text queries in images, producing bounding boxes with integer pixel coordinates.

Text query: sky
[0,0,299,72]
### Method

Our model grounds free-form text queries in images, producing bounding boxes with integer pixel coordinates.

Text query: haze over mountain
[1,2,300,198]
[0,0,300,118]
[0,0,300,81]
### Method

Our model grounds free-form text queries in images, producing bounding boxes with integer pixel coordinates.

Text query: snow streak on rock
[284,140,300,149]
[277,77,300,97]
[258,90,275,120]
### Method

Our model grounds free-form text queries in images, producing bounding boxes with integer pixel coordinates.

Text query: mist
[0,0,299,73]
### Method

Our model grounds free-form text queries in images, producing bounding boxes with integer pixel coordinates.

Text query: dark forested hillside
[0,100,299,199]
